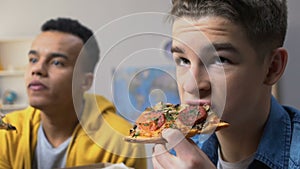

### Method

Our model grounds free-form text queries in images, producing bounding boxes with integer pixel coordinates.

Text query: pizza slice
[124,102,229,144]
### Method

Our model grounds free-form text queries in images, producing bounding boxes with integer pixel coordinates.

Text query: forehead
[31,31,84,56]
[173,17,243,41]
[172,16,251,52]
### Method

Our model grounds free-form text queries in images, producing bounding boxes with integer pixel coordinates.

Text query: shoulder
[83,94,132,134]
[84,93,116,113]
[2,107,40,132]
[0,107,40,159]
[283,105,300,119]
[100,107,133,135]
[283,105,300,129]
[284,105,300,134]
[283,106,300,168]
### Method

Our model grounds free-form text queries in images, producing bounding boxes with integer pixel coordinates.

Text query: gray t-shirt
[32,124,71,169]
[217,148,255,169]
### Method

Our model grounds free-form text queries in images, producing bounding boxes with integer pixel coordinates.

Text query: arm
[125,144,147,169]
[0,130,12,169]
[152,128,216,169]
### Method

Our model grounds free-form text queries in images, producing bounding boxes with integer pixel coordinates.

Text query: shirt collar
[202,97,292,168]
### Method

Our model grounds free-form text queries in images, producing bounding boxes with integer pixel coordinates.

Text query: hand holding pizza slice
[124,102,229,144]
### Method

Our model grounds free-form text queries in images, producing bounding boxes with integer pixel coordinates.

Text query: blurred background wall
[1,0,298,109]
[0,1,299,168]
[281,0,300,109]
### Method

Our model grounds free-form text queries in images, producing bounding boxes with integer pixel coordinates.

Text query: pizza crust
[124,136,167,144]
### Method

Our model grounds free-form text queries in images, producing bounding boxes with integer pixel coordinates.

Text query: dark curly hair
[41,17,100,72]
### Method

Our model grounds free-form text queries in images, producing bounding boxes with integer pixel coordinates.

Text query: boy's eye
[215,57,231,65]
[51,60,64,66]
[175,57,190,66]
[29,58,38,63]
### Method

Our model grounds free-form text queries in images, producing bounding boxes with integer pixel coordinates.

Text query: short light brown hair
[171,0,287,55]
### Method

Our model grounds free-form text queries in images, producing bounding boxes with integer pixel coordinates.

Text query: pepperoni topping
[177,105,207,126]
[136,111,166,131]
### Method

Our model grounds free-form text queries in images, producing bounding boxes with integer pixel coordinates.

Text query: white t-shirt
[217,148,255,169]
[32,125,71,169]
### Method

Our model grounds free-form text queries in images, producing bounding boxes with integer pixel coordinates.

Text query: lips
[28,81,47,91]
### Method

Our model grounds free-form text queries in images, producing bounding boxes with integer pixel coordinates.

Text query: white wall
[1,0,298,108]
[1,0,298,109]
[0,0,172,37]
[0,1,173,168]
[281,0,300,109]
[0,0,299,168]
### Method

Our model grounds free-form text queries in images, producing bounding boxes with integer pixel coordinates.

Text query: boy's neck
[40,109,79,148]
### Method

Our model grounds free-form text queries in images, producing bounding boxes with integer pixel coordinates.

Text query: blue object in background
[113,66,180,123]
[3,90,17,104]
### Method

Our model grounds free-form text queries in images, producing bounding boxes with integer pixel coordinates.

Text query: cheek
[217,74,254,109]
[24,71,32,86]
[213,73,242,98]
[176,70,186,99]
[60,76,73,87]
[177,83,184,100]
[176,67,192,86]
[52,73,73,90]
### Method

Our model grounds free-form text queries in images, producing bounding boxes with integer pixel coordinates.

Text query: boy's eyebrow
[171,46,185,54]
[28,50,69,60]
[211,42,239,54]
[28,50,37,55]
[170,42,240,59]
[171,43,239,54]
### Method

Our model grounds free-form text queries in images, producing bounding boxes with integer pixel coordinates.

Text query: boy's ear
[264,48,288,85]
[81,72,94,91]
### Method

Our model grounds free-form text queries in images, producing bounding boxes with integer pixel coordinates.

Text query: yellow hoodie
[0,94,147,169]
